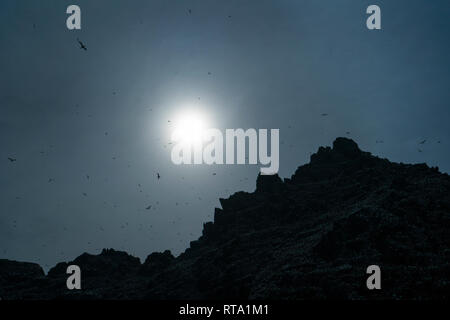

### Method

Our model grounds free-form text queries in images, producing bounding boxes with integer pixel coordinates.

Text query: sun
[171,109,209,146]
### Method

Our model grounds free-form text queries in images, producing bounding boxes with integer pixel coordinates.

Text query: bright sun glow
[172,109,209,145]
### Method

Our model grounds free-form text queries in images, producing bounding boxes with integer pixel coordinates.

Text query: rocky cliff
[1,138,449,300]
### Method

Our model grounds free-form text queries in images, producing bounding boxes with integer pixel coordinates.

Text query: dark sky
[1,0,449,271]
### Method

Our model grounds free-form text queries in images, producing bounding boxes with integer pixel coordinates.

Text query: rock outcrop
[1,138,449,300]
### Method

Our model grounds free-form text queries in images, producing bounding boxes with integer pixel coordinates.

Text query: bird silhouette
[77,38,87,51]
[419,140,426,144]
[146,205,152,210]
[188,9,192,14]
[157,173,161,179]
[7,157,17,162]
[321,113,328,116]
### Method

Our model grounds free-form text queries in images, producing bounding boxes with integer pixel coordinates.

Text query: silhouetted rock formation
[0,260,45,299]
[1,138,449,300]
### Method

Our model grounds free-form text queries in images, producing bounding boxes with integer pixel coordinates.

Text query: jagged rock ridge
[1,138,449,299]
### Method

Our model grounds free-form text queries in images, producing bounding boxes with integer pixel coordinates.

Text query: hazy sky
[1,0,449,270]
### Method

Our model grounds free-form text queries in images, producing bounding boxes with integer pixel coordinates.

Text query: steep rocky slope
[1,138,449,300]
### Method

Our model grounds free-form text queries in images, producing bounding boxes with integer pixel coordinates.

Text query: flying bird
[188,9,192,14]
[157,173,161,180]
[146,205,152,210]
[321,113,328,116]
[77,38,87,51]
[7,157,17,162]
[419,140,426,144]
